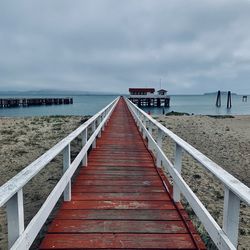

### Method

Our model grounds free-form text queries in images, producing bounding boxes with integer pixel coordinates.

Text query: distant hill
[204,91,237,95]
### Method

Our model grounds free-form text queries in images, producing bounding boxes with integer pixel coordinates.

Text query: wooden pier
[0,97,249,250]
[0,97,73,108]
[128,88,170,107]
[40,98,204,249]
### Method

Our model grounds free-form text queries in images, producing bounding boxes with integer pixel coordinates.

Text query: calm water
[0,94,249,117]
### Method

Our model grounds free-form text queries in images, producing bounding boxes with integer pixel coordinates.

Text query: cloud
[0,0,250,94]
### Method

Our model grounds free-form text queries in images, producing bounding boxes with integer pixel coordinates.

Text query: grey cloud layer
[0,0,250,94]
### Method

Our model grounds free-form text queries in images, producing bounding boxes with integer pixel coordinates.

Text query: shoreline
[0,114,249,249]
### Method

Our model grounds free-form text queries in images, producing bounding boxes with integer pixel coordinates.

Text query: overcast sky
[0,0,250,94]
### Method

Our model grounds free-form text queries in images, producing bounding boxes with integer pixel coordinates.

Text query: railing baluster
[223,187,240,247]
[82,128,88,166]
[63,144,71,201]
[98,116,102,138]
[92,121,96,148]
[156,128,163,167]
[147,121,153,151]
[102,112,105,131]
[142,116,146,139]
[7,189,24,248]
[148,121,153,135]
[173,144,182,202]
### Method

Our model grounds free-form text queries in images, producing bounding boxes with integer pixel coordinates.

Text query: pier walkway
[40,98,205,249]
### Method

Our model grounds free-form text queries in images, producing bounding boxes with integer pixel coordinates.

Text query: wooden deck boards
[40,98,206,250]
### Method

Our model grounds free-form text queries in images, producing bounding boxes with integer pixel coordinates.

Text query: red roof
[129,88,155,93]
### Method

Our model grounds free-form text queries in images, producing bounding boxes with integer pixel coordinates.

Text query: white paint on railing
[125,97,250,250]
[63,144,71,201]
[82,128,88,166]
[6,189,24,248]
[223,188,241,247]
[0,97,119,249]
[173,144,182,202]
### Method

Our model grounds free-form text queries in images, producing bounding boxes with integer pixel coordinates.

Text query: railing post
[147,121,153,151]
[102,112,105,131]
[223,187,240,247]
[142,116,146,139]
[6,189,24,248]
[63,144,71,201]
[92,121,96,148]
[156,128,163,167]
[82,128,88,166]
[148,121,153,135]
[173,144,182,202]
[98,116,102,138]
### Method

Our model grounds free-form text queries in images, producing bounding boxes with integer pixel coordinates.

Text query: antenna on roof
[160,78,162,89]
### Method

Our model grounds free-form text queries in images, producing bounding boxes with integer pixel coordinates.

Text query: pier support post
[6,189,24,248]
[82,128,88,166]
[173,144,182,202]
[227,91,232,109]
[216,90,221,107]
[63,144,71,201]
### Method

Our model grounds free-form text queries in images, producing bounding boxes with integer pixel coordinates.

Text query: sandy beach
[0,116,88,249]
[156,114,250,249]
[0,114,249,249]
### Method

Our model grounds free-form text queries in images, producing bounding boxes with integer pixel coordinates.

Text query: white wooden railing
[125,98,250,250]
[0,97,119,250]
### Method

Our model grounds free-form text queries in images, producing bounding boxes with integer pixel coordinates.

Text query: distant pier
[0,97,73,108]
[128,88,170,107]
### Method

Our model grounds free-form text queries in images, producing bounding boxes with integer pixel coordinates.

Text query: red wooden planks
[40,233,205,250]
[71,185,165,193]
[71,192,170,201]
[61,200,175,210]
[73,180,162,186]
[55,209,188,221]
[48,220,192,234]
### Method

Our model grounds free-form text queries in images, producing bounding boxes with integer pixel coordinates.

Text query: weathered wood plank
[73,180,162,186]
[48,220,192,234]
[71,185,165,193]
[55,209,188,221]
[40,233,204,249]
[71,192,169,201]
[76,175,160,181]
[61,201,175,210]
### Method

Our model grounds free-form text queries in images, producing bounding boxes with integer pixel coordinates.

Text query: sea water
[0,94,249,117]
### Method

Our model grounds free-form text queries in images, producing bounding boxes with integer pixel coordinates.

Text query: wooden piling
[242,96,247,102]
[216,91,221,107]
[227,91,232,109]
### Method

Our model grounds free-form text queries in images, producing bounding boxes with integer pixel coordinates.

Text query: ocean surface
[0,94,250,117]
